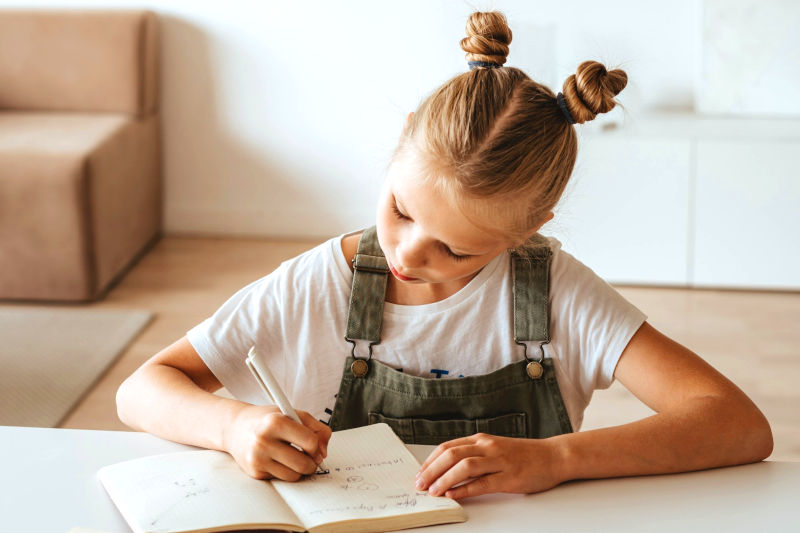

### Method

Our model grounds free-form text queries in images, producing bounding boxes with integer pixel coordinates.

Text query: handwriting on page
[333,457,407,471]
[275,456,454,526]
[271,424,461,528]
[137,474,213,528]
[307,491,428,516]
[100,449,305,533]
[340,475,378,491]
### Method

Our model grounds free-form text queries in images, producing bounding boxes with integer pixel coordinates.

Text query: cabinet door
[544,137,691,285]
[694,140,800,289]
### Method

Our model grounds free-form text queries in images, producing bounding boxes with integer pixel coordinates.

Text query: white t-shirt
[187,230,647,431]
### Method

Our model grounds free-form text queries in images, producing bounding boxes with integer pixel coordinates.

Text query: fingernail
[429,483,438,495]
[315,454,323,463]
[414,471,421,478]
[415,478,425,489]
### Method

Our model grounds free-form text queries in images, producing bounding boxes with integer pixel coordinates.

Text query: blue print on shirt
[430,368,449,378]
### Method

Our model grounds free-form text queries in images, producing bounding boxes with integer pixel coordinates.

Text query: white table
[1,426,799,532]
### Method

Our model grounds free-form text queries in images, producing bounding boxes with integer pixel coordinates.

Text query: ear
[517,212,555,246]
[402,112,414,135]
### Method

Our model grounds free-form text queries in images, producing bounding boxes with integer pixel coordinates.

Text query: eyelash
[445,248,471,262]
[391,203,409,221]
[391,202,471,262]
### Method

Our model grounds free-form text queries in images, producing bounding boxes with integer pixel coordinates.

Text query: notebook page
[272,423,462,530]
[98,450,302,533]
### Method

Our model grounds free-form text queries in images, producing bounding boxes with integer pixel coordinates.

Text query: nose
[395,228,427,270]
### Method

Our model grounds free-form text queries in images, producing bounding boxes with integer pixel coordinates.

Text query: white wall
[3,0,798,288]
[0,0,700,237]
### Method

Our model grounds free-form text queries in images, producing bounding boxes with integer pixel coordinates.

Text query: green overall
[327,227,574,445]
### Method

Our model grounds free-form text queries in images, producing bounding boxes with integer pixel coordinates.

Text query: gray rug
[0,306,153,427]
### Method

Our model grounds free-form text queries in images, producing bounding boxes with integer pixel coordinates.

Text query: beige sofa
[0,9,161,302]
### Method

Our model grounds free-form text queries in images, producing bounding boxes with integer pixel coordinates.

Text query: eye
[391,197,471,262]
[443,246,471,262]
[391,202,410,221]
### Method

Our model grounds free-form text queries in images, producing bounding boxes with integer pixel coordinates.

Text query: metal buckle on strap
[516,340,547,380]
[345,337,378,360]
[345,337,378,378]
[352,254,389,273]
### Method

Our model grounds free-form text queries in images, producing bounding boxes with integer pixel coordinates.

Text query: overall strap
[511,234,552,345]
[344,226,389,345]
[344,227,551,347]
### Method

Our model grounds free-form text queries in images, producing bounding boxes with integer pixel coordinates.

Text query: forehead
[387,153,505,253]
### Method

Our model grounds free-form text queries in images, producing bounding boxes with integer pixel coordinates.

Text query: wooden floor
[60,236,800,462]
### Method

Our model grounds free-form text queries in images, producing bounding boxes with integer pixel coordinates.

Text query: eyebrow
[395,196,486,255]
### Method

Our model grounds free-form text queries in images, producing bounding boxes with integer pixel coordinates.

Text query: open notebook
[98,423,466,533]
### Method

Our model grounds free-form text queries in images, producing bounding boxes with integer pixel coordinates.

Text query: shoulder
[543,234,638,314]
[340,230,364,273]
[542,234,647,386]
[283,234,349,272]
[543,235,600,290]
[264,234,353,295]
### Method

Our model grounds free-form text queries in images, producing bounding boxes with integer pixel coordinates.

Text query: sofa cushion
[0,111,129,155]
[0,9,158,117]
[0,111,159,301]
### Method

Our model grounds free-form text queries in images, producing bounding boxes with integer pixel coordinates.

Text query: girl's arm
[415,321,773,499]
[551,321,773,482]
[116,336,331,480]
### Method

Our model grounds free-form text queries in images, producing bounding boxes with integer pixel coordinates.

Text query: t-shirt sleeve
[186,264,288,406]
[549,245,648,398]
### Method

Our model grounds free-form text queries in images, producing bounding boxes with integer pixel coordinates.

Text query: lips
[388,261,418,282]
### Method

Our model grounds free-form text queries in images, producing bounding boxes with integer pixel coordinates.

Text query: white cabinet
[694,140,800,289]
[545,137,690,285]
[547,114,800,289]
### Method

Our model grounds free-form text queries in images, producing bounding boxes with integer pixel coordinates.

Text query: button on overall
[328,226,573,445]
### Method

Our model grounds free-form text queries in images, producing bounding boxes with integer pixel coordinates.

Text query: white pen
[246,346,330,475]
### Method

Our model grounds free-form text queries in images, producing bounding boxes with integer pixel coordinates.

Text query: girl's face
[375,152,513,286]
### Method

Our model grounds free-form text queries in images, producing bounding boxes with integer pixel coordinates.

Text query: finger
[418,435,479,472]
[426,455,499,497]
[418,446,444,473]
[297,410,329,433]
[297,411,332,456]
[256,456,306,482]
[415,444,484,491]
[266,439,320,476]
[318,434,328,458]
[317,425,332,454]
[443,472,503,500]
[271,414,324,458]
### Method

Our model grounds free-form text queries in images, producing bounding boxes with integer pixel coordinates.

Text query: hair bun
[561,61,628,124]
[460,11,512,66]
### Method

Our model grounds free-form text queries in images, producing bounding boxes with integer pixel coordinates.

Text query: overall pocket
[368,411,527,445]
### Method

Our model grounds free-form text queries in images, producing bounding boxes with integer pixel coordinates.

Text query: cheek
[447,257,494,279]
[375,205,396,251]
[450,261,479,276]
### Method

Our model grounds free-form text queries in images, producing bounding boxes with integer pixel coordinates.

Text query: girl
[117,11,773,501]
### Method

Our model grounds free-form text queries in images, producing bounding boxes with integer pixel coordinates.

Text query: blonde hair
[391,11,628,246]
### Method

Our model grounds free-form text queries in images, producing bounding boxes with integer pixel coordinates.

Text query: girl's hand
[414,433,564,500]
[224,404,332,481]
